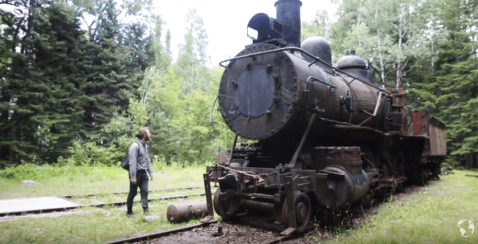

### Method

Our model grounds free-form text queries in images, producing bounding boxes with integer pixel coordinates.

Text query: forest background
[0,0,476,169]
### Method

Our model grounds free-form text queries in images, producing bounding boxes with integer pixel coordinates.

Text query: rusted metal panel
[311,147,362,175]
[216,154,229,165]
[412,110,429,136]
[203,174,214,217]
[393,87,406,107]
[429,121,447,156]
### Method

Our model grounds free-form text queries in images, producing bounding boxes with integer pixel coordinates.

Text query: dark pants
[126,170,149,213]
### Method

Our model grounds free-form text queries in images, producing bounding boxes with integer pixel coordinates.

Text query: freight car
[203,0,446,234]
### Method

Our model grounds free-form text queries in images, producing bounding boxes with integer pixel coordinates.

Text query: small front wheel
[213,189,236,221]
[281,191,311,233]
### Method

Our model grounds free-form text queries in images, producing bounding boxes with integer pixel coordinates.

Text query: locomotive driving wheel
[377,152,396,198]
[281,191,311,233]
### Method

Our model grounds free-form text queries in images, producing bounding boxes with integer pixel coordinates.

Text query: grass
[0,163,219,244]
[324,170,478,244]
[1,165,477,243]
[0,163,207,200]
[0,196,209,244]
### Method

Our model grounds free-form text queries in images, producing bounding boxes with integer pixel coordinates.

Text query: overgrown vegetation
[321,170,478,243]
[0,1,232,168]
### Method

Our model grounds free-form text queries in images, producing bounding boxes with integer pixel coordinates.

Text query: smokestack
[275,0,302,47]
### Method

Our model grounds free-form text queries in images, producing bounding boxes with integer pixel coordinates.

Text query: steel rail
[0,193,206,217]
[105,220,218,244]
[63,186,203,198]
[261,235,297,244]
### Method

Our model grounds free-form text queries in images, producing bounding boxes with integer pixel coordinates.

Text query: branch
[81,13,100,42]
[402,58,409,70]
[11,18,24,52]
[0,1,17,5]
[404,66,414,76]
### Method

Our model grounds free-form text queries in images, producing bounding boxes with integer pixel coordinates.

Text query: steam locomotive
[203,0,446,234]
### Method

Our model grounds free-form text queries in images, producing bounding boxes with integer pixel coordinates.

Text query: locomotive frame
[203,0,446,235]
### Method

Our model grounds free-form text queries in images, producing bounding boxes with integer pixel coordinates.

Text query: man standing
[126,127,154,218]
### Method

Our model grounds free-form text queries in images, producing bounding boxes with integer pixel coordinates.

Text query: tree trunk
[375,10,385,83]
[396,63,402,89]
[464,153,476,169]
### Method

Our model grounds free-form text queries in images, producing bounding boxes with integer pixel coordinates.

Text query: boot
[126,211,137,218]
[143,207,150,216]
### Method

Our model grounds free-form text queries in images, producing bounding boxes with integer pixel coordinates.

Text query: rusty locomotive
[203,0,446,234]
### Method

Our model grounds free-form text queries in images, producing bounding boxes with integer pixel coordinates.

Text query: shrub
[65,139,135,166]
[0,163,124,181]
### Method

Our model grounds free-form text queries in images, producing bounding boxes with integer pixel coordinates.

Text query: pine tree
[433,0,478,167]
[0,2,88,164]
[175,8,210,95]
[78,0,143,143]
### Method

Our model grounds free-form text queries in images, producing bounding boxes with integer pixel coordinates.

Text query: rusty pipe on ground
[167,202,208,223]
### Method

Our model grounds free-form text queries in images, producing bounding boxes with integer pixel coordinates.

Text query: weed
[322,170,478,244]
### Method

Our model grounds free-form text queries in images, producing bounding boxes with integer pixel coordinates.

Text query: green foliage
[142,65,231,165]
[0,0,232,168]
[175,8,211,95]
[418,0,478,160]
[324,170,478,244]
[301,10,331,41]
[0,163,122,181]
[0,3,89,164]
[0,0,160,166]
[65,141,123,166]
[330,0,430,85]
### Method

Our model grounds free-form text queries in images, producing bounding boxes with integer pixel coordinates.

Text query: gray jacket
[128,141,153,180]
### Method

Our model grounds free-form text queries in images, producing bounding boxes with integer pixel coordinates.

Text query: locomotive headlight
[247,28,258,41]
[247,13,283,43]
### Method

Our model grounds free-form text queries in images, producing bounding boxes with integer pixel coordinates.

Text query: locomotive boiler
[203,0,446,234]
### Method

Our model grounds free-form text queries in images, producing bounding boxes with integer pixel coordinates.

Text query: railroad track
[103,183,430,244]
[0,192,207,217]
[105,215,298,244]
[106,220,219,244]
[62,186,203,198]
